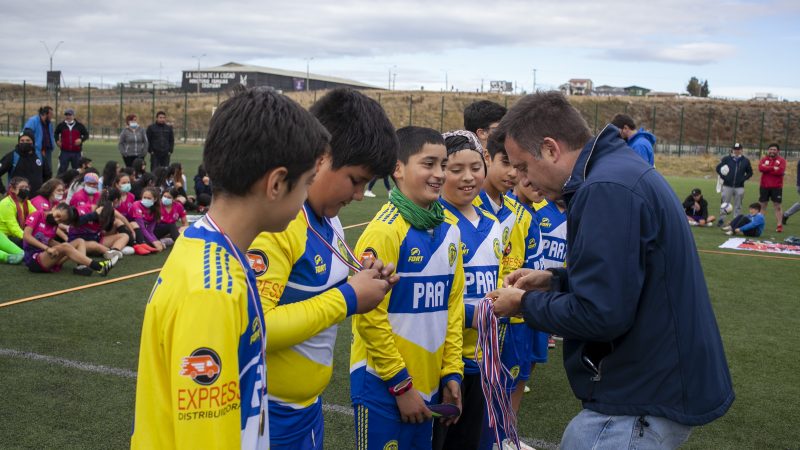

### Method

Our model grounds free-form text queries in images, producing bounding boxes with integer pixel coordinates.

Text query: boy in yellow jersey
[247,88,400,449]
[433,131,502,450]
[351,126,465,449]
[132,88,330,450]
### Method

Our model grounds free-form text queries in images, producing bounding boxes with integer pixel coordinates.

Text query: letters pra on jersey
[350,202,465,419]
[533,200,567,269]
[440,198,503,375]
[132,217,268,450]
[247,202,358,446]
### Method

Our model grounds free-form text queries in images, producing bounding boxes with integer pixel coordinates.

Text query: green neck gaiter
[389,188,445,230]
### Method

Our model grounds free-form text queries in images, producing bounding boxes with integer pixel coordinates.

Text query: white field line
[0,348,560,449]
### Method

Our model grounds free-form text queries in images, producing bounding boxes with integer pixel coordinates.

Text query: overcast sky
[2,0,799,100]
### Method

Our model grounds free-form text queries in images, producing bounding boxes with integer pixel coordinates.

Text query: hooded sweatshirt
[626,128,655,166]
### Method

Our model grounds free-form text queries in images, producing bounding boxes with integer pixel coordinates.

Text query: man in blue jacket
[490,92,734,449]
[611,113,655,166]
[23,106,56,174]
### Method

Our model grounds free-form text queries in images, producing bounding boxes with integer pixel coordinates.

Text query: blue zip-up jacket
[520,124,734,426]
[715,155,753,188]
[626,128,655,166]
[738,213,765,235]
[23,115,55,160]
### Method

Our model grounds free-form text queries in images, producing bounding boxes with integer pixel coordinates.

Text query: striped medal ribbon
[300,204,363,273]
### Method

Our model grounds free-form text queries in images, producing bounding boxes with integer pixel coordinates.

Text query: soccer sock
[134,229,145,244]
[89,260,103,271]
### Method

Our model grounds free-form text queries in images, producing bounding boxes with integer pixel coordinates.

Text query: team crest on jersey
[460,242,468,257]
[36,158,42,166]
[527,237,537,250]
[540,217,552,228]
[246,250,269,276]
[510,365,520,380]
[383,441,399,450]
[493,238,502,259]
[180,348,221,385]
[408,247,424,263]
[448,243,457,267]
[502,227,510,245]
[361,247,378,262]
[314,254,327,274]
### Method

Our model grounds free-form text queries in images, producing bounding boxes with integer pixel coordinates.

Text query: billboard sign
[47,71,61,90]
[489,81,513,93]
[182,71,249,92]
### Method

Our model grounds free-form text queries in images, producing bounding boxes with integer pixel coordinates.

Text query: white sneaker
[725,230,733,236]
[104,250,121,267]
[688,220,698,226]
[363,190,376,198]
[122,246,135,256]
[523,384,531,393]
[706,222,714,227]
[722,225,732,232]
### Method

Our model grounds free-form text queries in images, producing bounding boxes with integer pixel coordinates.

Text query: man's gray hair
[498,92,591,159]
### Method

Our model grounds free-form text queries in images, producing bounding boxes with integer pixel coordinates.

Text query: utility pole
[533,68,537,92]
[392,72,397,91]
[192,54,206,94]
[305,57,314,91]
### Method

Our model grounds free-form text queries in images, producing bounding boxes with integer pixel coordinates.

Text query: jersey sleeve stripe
[215,245,223,291]
[225,253,233,294]
[203,241,211,289]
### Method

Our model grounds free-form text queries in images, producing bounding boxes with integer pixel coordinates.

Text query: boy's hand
[440,380,462,426]
[395,388,432,424]
[487,287,526,318]
[361,258,400,287]
[505,269,552,291]
[349,269,390,314]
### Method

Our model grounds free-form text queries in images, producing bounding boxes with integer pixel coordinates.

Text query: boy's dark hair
[59,169,81,187]
[767,143,780,150]
[102,161,118,188]
[749,202,761,211]
[53,203,80,225]
[396,126,445,164]
[309,88,398,178]
[78,156,92,167]
[486,129,507,158]
[464,100,507,133]
[156,111,166,117]
[611,114,636,130]
[499,92,592,158]
[38,106,53,116]
[10,176,29,188]
[204,87,330,196]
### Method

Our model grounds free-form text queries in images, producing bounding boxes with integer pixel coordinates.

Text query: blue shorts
[500,322,532,385]
[354,403,433,450]
[269,400,324,450]
[530,329,549,365]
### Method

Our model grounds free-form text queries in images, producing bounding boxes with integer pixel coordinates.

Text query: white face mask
[120,183,132,193]
[66,119,75,125]
[129,122,139,129]
[84,186,98,195]
[162,196,173,206]
[54,193,64,201]
[141,198,154,208]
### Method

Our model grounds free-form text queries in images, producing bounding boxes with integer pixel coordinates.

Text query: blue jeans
[560,409,692,450]
[58,151,82,175]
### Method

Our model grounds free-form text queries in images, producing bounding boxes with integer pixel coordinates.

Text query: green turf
[1,147,800,447]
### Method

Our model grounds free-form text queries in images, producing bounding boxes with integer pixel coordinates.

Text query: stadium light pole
[40,40,64,72]
[305,57,314,91]
[192,54,206,94]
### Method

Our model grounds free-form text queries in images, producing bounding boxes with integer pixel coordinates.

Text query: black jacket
[683,195,709,219]
[0,146,50,194]
[521,125,734,426]
[716,155,753,188]
[146,123,174,154]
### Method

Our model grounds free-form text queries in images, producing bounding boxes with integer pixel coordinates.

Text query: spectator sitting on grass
[724,203,765,237]
[683,188,716,226]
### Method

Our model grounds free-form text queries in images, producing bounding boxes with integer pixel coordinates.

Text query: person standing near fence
[146,111,174,170]
[23,106,56,174]
[610,114,655,167]
[782,159,800,225]
[716,143,753,226]
[118,114,148,167]
[757,143,786,232]
[54,108,89,175]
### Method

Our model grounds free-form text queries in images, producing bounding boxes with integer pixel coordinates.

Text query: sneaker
[143,243,159,252]
[688,220,698,226]
[548,336,556,349]
[104,250,121,266]
[160,237,175,247]
[725,230,733,236]
[133,244,152,255]
[363,190,376,198]
[5,253,23,265]
[122,246,135,256]
[722,225,732,232]
[706,222,714,227]
[95,260,113,276]
[73,265,93,276]
[777,224,783,233]
[782,215,789,225]
[523,384,531,393]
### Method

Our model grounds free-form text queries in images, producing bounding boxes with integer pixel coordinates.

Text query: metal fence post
[377,92,382,106]
[504,96,508,108]
[22,80,27,129]
[732,110,739,146]
[54,85,59,125]
[594,103,599,134]
[439,96,445,132]
[408,95,413,126]
[6,113,10,136]
[152,86,156,123]
[677,107,684,157]
[705,107,713,152]
[119,84,124,134]
[758,111,765,151]
[651,106,657,134]
[783,112,791,151]
[87,83,92,135]
[183,90,188,143]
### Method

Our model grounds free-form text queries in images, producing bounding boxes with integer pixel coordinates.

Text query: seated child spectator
[69,174,127,261]
[154,188,187,245]
[194,164,212,198]
[724,203,765,237]
[131,157,147,181]
[129,187,165,254]
[23,203,113,275]
[31,179,66,212]
[0,176,36,247]
[98,160,120,190]
[131,172,155,200]
[683,188,716,226]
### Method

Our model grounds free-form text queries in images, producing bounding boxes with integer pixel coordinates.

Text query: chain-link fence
[2,82,798,158]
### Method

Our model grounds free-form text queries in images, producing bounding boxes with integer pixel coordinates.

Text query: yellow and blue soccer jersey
[440,199,503,376]
[535,200,568,269]
[132,217,268,450]
[350,202,465,419]
[248,202,357,446]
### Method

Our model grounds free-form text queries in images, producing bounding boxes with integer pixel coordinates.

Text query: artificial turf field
[1,137,799,449]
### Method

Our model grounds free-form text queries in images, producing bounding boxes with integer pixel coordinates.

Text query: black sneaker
[782,215,789,225]
[95,260,113,276]
[73,265,93,276]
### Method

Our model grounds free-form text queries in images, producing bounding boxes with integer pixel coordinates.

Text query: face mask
[18,143,34,154]
[17,189,30,200]
[66,120,75,125]
[54,193,64,201]
[84,186,98,195]
[162,197,173,206]
[46,214,58,226]
[120,183,132,193]
[141,198,155,208]
[129,122,139,129]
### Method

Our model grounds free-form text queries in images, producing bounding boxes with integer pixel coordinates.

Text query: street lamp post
[40,40,64,72]
[305,57,314,91]
[192,54,206,94]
